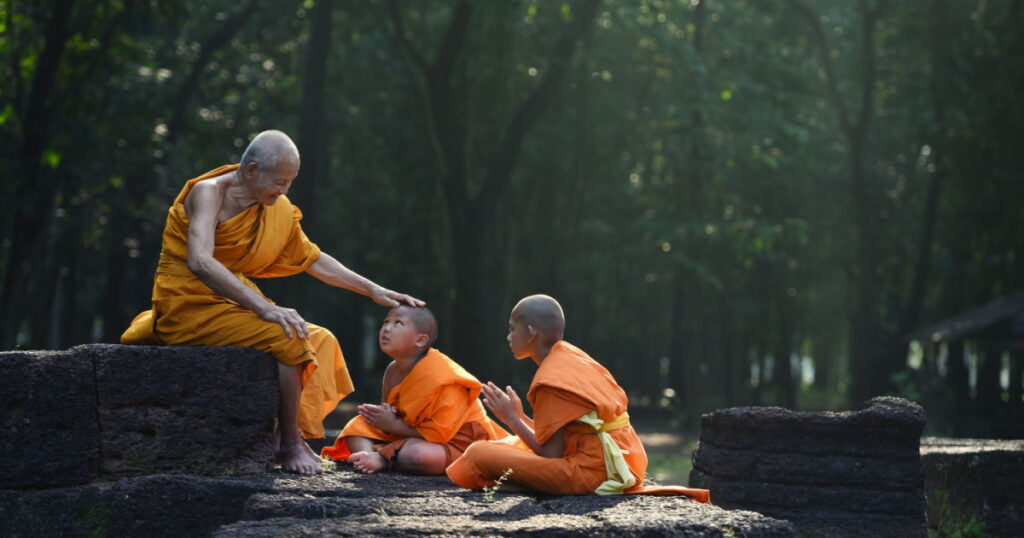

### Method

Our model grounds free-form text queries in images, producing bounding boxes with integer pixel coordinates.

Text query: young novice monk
[446,294,710,501]
[321,305,507,474]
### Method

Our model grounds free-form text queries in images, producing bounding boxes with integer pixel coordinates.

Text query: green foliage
[645,441,696,486]
[0,0,1021,438]
[929,489,989,538]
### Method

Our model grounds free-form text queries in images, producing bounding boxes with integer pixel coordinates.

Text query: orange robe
[120,164,353,438]
[446,340,709,502]
[321,348,507,467]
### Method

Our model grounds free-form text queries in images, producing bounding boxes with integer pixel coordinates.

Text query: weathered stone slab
[2,470,796,537]
[0,349,99,489]
[689,469,926,516]
[84,344,279,478]
[0,474,271,538]
[216,470,796,537]
[692,444,923,490]
[697,396,925,458]
[921,437,1024,538]
[690,397,928,537]
[0,484,106,537]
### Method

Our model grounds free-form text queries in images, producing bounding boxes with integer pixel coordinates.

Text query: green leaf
[560,3,572,22]
[720,89,733,101]
[41,149,61,168]
[0,103,13,126]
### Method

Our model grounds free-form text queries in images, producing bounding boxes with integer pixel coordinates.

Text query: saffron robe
[446,340,710,502]
[120,164,353,438]
[321,348,507,466]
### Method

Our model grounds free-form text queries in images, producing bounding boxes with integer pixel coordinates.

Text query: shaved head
[511,294,565,340]
[397,305,438,347]
[240,130,300,174]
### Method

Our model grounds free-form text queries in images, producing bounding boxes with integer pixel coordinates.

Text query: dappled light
[0,0,1021,442]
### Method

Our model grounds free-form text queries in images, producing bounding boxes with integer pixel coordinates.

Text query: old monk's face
[255,159,298,206]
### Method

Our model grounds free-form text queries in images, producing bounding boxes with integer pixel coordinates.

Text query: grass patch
[645,440,696,486]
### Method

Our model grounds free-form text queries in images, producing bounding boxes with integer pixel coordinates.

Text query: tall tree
[386,0,600,379]
[788,0,890,404]
[1,0,77,347]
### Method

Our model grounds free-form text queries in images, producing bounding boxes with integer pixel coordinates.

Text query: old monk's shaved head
[241,130,300,174]
[511,294,565,340]
[398,305,438,347]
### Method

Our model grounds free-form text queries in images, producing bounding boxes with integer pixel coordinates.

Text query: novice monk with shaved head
[321,305,507,475]
[446,294,710,501]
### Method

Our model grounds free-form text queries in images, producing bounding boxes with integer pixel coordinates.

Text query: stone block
[0,350,99,489]
[83,344,279,477]
[690,397,928,537]
[698,396,925,458]
[922,437,1024,538]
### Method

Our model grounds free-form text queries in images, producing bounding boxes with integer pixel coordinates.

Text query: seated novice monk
[121,130,423,476]
[321,305,508,474]
[446,294,710,501]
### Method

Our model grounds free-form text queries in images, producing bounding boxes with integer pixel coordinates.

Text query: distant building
[905,289,1024,438]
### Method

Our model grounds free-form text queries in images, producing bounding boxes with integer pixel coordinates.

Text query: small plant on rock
[482,468,514,501]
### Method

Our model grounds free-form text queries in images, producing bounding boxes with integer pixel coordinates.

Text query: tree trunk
[975,343,1002,435]
[0,0,77,347]
[774,290,796,409]
[946,340,968,435]
[720,294,736,406]
[789,0,889,404]
[387,0,599,375]
[291,0,335,314]
[1008,340,1022,420]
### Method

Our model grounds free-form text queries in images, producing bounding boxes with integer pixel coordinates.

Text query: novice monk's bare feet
[348,451,387,474]
[280,441,324,476]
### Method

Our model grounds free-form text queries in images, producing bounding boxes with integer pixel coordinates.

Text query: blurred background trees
[2,0,1022,437]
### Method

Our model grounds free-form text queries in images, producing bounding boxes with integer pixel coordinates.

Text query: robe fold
[321,348,507,466]
[121,164,353,438]
[446,340,710,502]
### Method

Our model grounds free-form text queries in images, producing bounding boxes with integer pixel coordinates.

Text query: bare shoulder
[382,361,400,382]
[183,178,224,220]
[381,361,402,400]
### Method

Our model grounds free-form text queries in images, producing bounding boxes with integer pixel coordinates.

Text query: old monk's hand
[259,304,310,339]
[371,285,425,309]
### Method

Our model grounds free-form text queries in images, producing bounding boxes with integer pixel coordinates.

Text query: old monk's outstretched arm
[185,180,310,339]
[306,252,424,308]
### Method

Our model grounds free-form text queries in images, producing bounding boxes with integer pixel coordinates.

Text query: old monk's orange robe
[321,348,508,467]
[121,164,353,438]
[446,340,710,502]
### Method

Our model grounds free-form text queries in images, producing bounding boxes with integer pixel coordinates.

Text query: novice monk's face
[254,160,298,206]
[507,314,532,360]
[379,308,423,357]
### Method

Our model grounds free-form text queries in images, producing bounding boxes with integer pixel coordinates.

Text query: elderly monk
[122,130,422,476]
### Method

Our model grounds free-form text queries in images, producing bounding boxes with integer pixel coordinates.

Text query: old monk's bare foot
[272,428,283,464]
[302,440,321,461]
[348,451,387,474]
[280,441,324,476]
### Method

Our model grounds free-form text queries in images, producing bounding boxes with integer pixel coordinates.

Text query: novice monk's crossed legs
[393,439,447,475]
[345,436,447,475]
[449,440,606,495]
[345,436,387,474]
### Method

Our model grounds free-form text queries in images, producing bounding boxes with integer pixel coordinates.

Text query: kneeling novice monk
[321,305,508,474]
[446,294,710,501]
